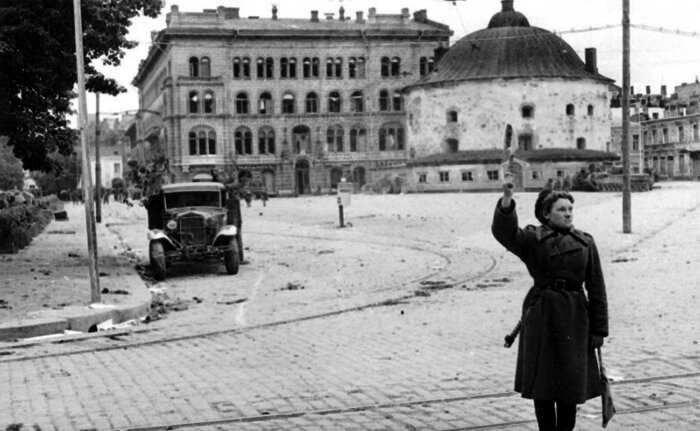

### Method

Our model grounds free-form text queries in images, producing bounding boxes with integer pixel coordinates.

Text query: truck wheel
[149,241,166,280]
[224,238,240,275]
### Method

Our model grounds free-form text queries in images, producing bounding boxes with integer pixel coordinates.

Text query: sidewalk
[0,203,150,341]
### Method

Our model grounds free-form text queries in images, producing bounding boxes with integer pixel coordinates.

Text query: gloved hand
[590,334,605,349]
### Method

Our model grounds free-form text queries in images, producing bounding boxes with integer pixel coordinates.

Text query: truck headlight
[166,220,177,230]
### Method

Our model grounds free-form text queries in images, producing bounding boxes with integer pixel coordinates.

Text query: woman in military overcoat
[491,183,609,431]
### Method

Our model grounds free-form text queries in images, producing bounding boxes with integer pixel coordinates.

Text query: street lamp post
[622,0,632,233]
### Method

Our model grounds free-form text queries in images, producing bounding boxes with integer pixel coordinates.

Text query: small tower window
[566,104,575,116]
[446,138,459,153]
[587,104,594,116]
[576,137,586,149]
[447,110,458,123]
[521,105,534,119]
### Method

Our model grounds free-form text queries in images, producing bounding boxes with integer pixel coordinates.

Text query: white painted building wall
[406,78,612,157]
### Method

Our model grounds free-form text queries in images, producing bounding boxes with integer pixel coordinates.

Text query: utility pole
[621,0,632,233]
[73,0,101,302]
[95,92,102,223]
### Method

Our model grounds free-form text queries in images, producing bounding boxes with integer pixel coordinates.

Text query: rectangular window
[113,163,120,174]
[439,171,449,183]
[487,170,499,181]
[461,171,473,182]
[678,126,684,144]
[531,170,540,180]
[694,123,699,141]
[418,173,427,184]
[632,134,639,151]
[662,128,668,144]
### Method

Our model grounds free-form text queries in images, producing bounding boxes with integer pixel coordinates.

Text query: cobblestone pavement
[1,184,700,430]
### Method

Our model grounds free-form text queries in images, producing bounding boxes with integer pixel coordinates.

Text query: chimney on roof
[339,6,345,20]
[646,85,651,95]
[661,85,667,96]
[311,10,319,22]
[368,7,376,22]
[325,12,334,20]
[502,0,514,12]
[356,11,364,23]
[584,48,597,74]
[272,5,278,20]
[413,9,427,23]
[218,7,239,19]
[401,8,410,19]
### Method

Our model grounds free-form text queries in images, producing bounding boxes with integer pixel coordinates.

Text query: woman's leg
[555,402,577,431]
[534,400,556,431]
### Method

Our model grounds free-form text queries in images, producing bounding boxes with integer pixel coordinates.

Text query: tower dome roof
[406,1,613,90]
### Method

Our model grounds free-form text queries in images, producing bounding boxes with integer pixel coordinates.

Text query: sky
[84,0,700,119]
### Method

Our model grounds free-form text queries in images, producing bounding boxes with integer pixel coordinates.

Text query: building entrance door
[295,159,310,195]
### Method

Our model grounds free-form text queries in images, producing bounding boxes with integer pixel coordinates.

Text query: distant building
[132,5,451,195]
[401,0,618,192]
[641,80,700,179]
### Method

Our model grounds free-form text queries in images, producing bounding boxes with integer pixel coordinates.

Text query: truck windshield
[164,191,220,209]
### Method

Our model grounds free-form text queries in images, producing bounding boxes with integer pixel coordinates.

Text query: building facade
[132,5,451,195]
[401,0,618,192]
[641,82,700,179]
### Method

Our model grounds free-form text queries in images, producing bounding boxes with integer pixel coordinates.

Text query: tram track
[121,370,700,430]
[0,231,498,363]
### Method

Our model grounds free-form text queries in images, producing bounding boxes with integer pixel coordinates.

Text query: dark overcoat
[491,199,609,404]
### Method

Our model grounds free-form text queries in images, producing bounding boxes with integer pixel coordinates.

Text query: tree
[0,0,162,171]
[31,151,81,196]
[0,137,24,190]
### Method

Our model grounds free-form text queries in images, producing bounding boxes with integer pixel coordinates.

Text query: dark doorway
[330,167,343,190]
[352,166,366,188]
[295,159,310,195]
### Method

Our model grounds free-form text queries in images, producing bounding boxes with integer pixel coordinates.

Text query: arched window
[327,125,344,152]
[328,91,342,113]
[282,92,295,114]
[234,127,253,155]
[351,91,364,112]
[379,123,405,151]
[349,57,357,78]
[203,91,215,113]
[305,92,318,113]
[188,127,216,155]
[312,57,320,77]
[200,57,210,78]
[257,57,265,78]
[333,57,342,78]
[258,92,273,114]
[350,127,366,152]
[379,90,389,111]
[380,57,390,77]
[303,57,312,78]
[391,57,401,76]
[242,57,250,78]
[280,58,289,78]
[265,57,274,78]
[587,104,594,116]
[258,127,275,154]
[505,124,513,149]
[356,57,366,79]
[289,57,297,79]
[233,57,241,78]
[576,137,586,149]
[447,110,458,123]
[521,104,534,119]
[189,57,199,77]
[419,56,435,76]
[392,91,403,111]
[189,91,199,113]
[566,104,575,116]
[235,92,249,114]
[326,58,334,78]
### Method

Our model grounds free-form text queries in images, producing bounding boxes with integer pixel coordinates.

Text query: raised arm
[491,176,530,259]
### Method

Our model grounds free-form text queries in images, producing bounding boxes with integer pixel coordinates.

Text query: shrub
[0,204,53,253]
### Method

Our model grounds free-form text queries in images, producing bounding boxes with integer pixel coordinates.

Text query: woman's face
[545,198,574,229]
